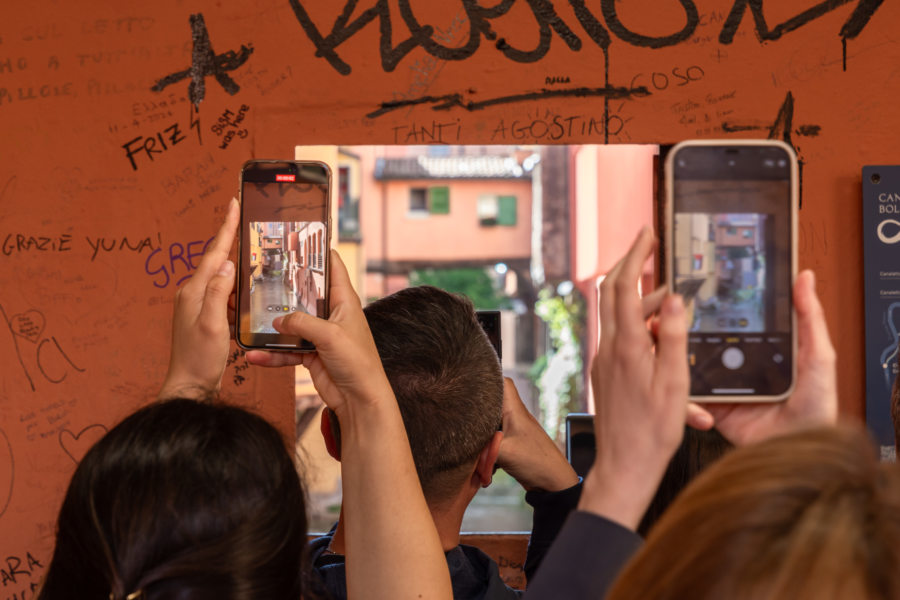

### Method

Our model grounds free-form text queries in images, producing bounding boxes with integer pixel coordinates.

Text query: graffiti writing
[144,236,215,288]
[211,104,250,150]
[0,305,85,392]
[151,13,254,106]
[0,552,44,598]
[1,234,72,256]
[290,0,884,75]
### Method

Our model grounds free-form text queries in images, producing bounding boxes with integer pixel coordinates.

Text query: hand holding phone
[665,140,798,401]
[236,160,331,351]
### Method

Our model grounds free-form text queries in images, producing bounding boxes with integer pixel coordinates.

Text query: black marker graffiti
[151,13,254,106]
[226,348,249,387]
[122,122,188,171]
[1,234,72,256]
[85,234,160,261]
[211,104,250,150]
[59,424,108,464]
[721,91,815,207]
[291,0,883,74]
[367,84,649,118]
[0,304,86,392]
[0,552,44,597]
[718,0,885,70]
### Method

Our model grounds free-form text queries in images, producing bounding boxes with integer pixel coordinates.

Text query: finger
[245,349,306,368]
[653,294,689,400]
[641,285,667,319]
[686,402,714,430]
[598,230,646,343]
[273,311,337,350]
[198,260,235,333]
[193,198,240,284]
[502,377,522,419]
[615,227,656,343]
[794,270,836,361]
[327,250,362,314]
[698,403,736,424]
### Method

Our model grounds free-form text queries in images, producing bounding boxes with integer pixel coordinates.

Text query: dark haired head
[39,398,309,600]
[357,286,503,502]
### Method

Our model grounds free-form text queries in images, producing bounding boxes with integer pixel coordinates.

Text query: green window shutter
[429,186,450,214]
[497,195,517,225]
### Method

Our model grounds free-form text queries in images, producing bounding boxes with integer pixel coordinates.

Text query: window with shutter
[428,186,450,214]
[497,195,517,226]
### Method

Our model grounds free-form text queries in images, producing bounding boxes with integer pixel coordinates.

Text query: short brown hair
[362,286,503,502]
[608,425,900,600]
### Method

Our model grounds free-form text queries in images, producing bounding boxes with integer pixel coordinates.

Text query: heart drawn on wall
[59,424,108,464]
[10,310,46,344]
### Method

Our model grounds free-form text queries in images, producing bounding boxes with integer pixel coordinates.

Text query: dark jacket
[309,481,583,600]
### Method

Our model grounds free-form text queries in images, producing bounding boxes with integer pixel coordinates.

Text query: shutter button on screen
[721,347,745,370]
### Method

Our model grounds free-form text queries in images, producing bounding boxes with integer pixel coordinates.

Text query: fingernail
[217,260,234,276]
[808,270,816,292]
[272,316,283,329]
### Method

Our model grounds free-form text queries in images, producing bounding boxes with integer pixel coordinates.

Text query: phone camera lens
[871,173,881,184]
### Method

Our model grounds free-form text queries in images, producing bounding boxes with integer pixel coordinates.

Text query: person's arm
[247,251,451,600]
[526,228,692,599]
[522,480,582,582]
[524,511,642,599]
[578,227,692,530]
[492,378,581,582]
[158,198,238,400]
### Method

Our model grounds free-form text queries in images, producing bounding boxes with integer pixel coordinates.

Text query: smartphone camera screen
[669,143,795,399]
[237,160,331,350]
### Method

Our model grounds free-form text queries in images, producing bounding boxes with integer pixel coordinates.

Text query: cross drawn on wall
[151,13,254,107]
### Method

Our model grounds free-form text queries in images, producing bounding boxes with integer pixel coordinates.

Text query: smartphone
[565,413,595,477]
[476,310,502,359]
[665,140,797,402]
[236,160,331,351]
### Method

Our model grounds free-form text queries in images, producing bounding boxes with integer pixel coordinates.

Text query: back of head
[608,425,900,600]
[363,286,503,502]
[39,399,308,600]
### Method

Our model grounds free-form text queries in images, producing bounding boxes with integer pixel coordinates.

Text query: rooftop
[375,155,535,180]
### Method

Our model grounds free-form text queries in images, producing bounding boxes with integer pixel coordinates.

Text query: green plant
[409,267,510,310]
[532,287,584,439]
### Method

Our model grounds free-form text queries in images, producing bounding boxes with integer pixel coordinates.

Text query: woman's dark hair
[38,398,309,600]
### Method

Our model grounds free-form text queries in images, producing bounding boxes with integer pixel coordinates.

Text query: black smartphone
[476,310,502,359]
[236,160,331,351]
[665,140,797,402]
[565,413,595,478]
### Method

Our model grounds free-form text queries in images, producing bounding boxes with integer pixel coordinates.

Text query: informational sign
[863,166,900,458]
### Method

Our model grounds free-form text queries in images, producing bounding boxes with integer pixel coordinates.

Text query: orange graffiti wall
[1,0,897,576]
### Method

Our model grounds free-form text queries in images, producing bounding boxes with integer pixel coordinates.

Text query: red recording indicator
[275,174,296,182]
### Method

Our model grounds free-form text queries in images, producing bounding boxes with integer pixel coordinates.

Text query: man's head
[323,285,503,503]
